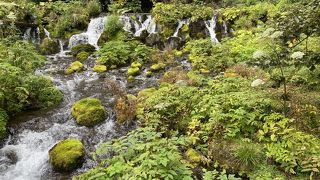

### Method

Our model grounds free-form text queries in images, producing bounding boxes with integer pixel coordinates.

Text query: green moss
[131,61,142,68]
[40,38,60,55]
[0,109,8,140]
[186,148,201,164]
[49,139,85,172]
[71,98,106,126]
[65,61,84,75]
[93,65,107,73]
[128,67,140,76]
[76,51,90,62]
[38,87,63,108]
[128,75,134,82]
[71,44,96,57]
[150,63,166,72]
[146,71,153,77]
[199,68,210,74]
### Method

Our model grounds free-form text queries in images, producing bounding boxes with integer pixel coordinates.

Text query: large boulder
[49,139,85,172]
[71,98,106,126]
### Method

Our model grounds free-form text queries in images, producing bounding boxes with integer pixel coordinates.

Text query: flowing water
[69,17,107,49]
[172,19,190,38]
[205,15,219,44]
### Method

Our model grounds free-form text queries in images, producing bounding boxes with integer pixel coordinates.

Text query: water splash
[69,17,107,49]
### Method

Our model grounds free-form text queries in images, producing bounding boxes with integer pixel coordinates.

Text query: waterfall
[204,15,219,44]
[172,19,190,37]
[134,15,153,37]
[23,27,40,44]
[44,28,51,40]
[120,14,157,37]
[223,21,228,34]
[68,16,107,49]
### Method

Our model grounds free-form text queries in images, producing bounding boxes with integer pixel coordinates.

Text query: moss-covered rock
[49,139,85,172]
[185,148,201,164]
[65,61,84,75]
[71,98,106,126]
[76,51,90,62]
[150,63,166,72]
[71,44,95,57]
[146,71,153,77]
[93,65,107,73]
[128,67,140,76]
[0,109,8,140]
[128,75,134,82]
[40,38,60,55]
[131,61,142,68]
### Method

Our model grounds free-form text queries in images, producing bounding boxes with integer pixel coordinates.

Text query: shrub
[114,94,137,124]
[49,139,85,172]
[71,98,106,126]
[86,0,101,17]
[0,109,8,140]
[75,127,193,179]
[103,15,124,40]
[39,38,60,55]
[97,40,136,67]
[38,87,63,108]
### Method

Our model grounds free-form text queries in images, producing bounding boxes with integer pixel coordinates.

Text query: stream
[0,14,212,180]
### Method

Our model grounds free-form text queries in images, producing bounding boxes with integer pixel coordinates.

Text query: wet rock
[49,139,85,172]
[145,33,164,49]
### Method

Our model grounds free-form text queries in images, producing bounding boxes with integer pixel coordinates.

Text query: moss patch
[76,51,90,62]
[93,65,107,73]
[128,67,140,76]
[49,139,85,172]
[40,38,60,55]
[65,61,84,75]
[71,44,95,57]
[71,98,106,126]
[150,63,165,72]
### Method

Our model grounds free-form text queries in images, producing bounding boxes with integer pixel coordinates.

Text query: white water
[44,28,51,40]
[23,27,40,44]
[120,14,157,37]
[205,15,219,44]
[69,17,107,49]
[172,19,190,37]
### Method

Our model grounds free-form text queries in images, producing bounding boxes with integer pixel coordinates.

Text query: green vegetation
[71,98,106,127]
[76,51,90,62]
[71,44,96,57]
[93,64,107,73]
[49,139,85,172]
[39,38,60,55]
[1,0,320,179]
[65,61,84,75]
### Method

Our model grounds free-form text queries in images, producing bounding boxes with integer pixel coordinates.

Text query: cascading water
[68,16,107,49]
[120,14,157,37]
[23,27,40,44]
[172,19,190,37]
[43,28,51,40]
[205,15,219,44]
